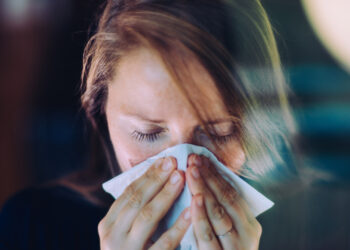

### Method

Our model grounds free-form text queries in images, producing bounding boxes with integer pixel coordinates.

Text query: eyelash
[131,130,236,144]
[131,131,162,143]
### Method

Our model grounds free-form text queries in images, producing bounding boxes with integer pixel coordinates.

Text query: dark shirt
[1,183,348,250]
[0,185,108,250]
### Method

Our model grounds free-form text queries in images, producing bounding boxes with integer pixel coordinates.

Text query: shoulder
[0,185,107,250]
[0,184,107,223]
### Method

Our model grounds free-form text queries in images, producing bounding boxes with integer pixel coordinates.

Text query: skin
[99,47,262,249]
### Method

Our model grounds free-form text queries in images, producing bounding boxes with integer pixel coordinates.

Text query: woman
[0,0,298,249]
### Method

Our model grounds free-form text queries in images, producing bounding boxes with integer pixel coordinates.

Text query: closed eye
[131,129,237,144]
[131,130,164,143]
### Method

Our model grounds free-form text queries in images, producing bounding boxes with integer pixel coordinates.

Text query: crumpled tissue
[102,143,274,250]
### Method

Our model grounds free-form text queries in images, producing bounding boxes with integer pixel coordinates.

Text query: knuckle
[147,170,164,185]
[154,173,164,185]
[127,192,142,208]
[97,219,106,235]
[140,205,154,222]
[174,221,186,232]
[162,184,174,197]
[220,185,238,206]
[100,239,112,250]
[199,226,214,242]
[152,158,163,168]
[245,219,262,239]
[124,183,137,197]
[145,167,155,180]
[98,224,114,250]
[159,235,173,250]
[255,221,263,237]
[212,203,225,220]
[99,241,109,250]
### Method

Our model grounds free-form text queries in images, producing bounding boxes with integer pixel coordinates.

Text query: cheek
[110,134,150,172]
[108,125,162,172]
[216,141,246,173]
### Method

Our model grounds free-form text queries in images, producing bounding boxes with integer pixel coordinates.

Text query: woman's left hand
[186,154,262,250]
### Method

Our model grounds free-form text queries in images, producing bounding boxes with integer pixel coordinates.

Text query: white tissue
[102,143,274,250]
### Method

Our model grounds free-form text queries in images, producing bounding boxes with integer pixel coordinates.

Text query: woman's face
[105,47,245,173]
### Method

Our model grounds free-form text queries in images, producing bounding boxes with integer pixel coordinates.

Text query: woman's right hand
[98,157,191,250]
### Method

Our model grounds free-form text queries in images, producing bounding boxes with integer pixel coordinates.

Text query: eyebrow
[123,113,235,125]
[125,113,165,123]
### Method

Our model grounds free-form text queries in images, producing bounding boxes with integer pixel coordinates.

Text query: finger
[129,170,185,244]
[107,157,177,234]
[149,208,191,250]
[186,155,233,236]
[199,156,263,248]
[191,194,221,250]
[101,158,165,227]
[200,156,258,232]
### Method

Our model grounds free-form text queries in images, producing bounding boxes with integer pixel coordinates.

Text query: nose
[167,130,201,166]
[168,129,199,147]
[167,126,213,149]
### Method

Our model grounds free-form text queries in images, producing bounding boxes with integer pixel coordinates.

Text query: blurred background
[0,0,349,249]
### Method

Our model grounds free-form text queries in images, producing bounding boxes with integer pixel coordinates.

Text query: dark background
[0,0,349,249]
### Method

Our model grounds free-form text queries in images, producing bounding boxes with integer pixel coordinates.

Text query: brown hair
[79,0,299,192]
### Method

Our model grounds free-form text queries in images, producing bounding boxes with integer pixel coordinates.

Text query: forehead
[108,47,229,118]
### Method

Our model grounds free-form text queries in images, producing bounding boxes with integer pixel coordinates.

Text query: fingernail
[155,158,163,168]
[184,209,191,220]
[194,155,201,166]
[187,155,192,166]
[162,158,173,171]
[170,171,180,184]
[196,195,203,207]
[191,166,200,179]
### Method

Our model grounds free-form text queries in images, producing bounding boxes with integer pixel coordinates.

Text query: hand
[98,157,191,250]
[186,154,262,250]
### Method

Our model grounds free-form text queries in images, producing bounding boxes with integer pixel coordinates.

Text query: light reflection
[302,0,350,73]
